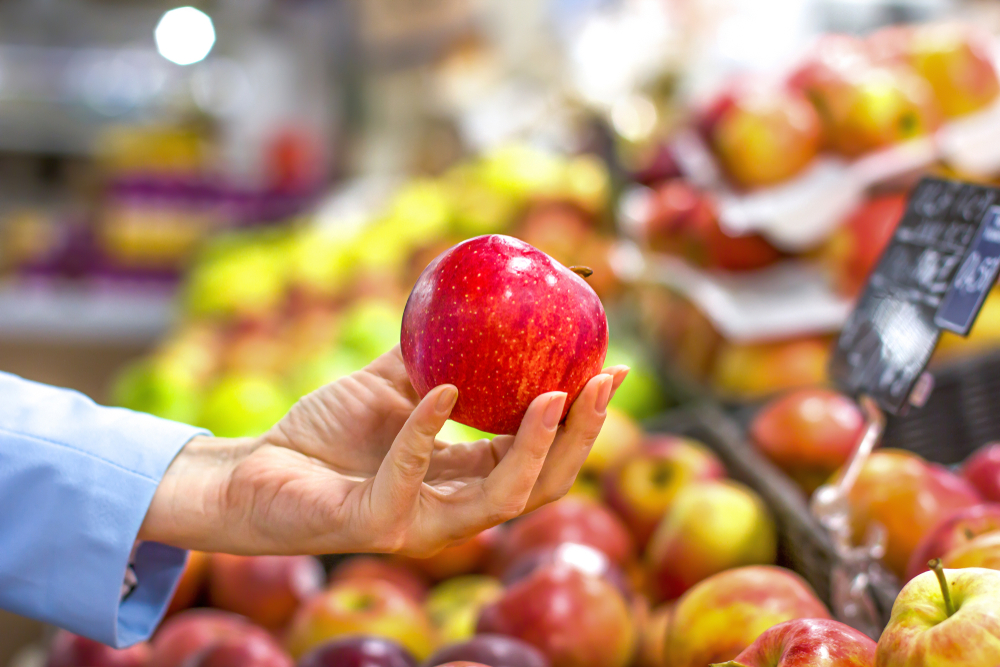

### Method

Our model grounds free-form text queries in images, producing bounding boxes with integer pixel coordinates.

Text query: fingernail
[436,386,458,413]
[543,393,568,430]
[595,375,614,414]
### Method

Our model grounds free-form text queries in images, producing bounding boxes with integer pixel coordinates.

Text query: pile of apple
[700,22,999,190]
[111,143,667,438]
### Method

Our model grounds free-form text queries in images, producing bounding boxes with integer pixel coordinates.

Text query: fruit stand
[10,4,1000,667]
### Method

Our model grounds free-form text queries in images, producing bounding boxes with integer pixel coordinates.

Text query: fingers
[370,384,458,514]
[522,366,630,512]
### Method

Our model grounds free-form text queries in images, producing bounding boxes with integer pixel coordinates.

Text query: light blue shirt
[0,371,207,647]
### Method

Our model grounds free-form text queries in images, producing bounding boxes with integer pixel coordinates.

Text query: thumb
[370,384,458,514]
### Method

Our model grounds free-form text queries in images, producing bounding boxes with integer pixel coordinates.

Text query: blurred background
[6,0,1000,661]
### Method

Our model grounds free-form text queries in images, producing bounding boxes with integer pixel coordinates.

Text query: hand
[140,347,628,556]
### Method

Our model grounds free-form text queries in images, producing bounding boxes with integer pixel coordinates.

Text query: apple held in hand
[645,480,777,601]
[401,234,608,435]
[711,618,875,667]
[750,389,864,494]
[477,565,636,667]
[665,566,830,667]
[875,560,1000,666]
[285,579,438,660]
[47,631,151,667]
[906,504,1000,580]
[603,434,726,547]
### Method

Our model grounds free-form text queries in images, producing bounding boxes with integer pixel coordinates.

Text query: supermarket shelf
[0,280,176,344]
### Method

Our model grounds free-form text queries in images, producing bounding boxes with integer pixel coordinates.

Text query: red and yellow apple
[424,575,504,644]
[664,566,830,667]
[645,480,777,601]
[184,634,292,667]
[330,556,429,602]
[713,618,875,667]
[208,554,325,630]
[573,408,642,497]
[603,434,726,546]
[961,444,1000,502]
[905,23,1000,118]
[711,337,831,399]
[149,609,271,667]
[906,503,1000,580]
[941,531,1000,569]
[284,579,438,660]
[750,388,864,494]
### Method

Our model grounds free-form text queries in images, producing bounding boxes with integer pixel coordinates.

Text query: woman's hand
[140,347,628,556]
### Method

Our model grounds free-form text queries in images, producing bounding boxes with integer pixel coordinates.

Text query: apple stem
[928,558,955,618]
[569,266,594,279]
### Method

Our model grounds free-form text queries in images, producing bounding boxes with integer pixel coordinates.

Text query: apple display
[423,635,550,667]
[501,542,632,599]
[424,575,504,644]
[401,234,608,435]
[750,389,864,494]
[645,480,777,601]
[297,637,418,667]
[665,566,830,667]
[905,503,1000,580]
[477,565,636,667]
[961,444,1000,502]
[285,579,438,660]
[603,434,726,546]
[47,631,151,667]
[208,554,325,630]
[875,560,1000,666]
[712,618,876,667]
[846,450,981,577]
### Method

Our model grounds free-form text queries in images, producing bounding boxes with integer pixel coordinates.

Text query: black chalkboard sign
[830,178,1000,415]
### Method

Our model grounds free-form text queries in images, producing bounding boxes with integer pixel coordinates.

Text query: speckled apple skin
[714,618,875,667]
[401,235,608,435]
[875,567,1000,667]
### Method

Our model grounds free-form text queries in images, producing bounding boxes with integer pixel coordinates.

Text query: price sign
[830,178,1000,415]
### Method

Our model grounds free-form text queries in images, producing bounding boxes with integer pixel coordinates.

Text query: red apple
[47,631,151,667]
[208,554,325,630]
[150,609,271,667]
[941,530,1000,569]
[167,551,211,616]
[750,388,865,494]
[285,579,438,660]
[603,434,726,546]
[182,634,292,667]
[477,565,636,667]
[298,637,418,667]
[501,542,632,600]
[424,635,550,667]
[713,618,876,667]
[402,527,503,582]
[962,444,1000,502]
[491,496,635,574]
[664,566,830,667]
[875,561,1000,666]
[846,449,981,578]
[640,180,781,271]
[906,503,1000,580]
[823,193,907,297]
[711,87,822,188]
[331,556,429,602]
[401,234,608,435]
[645,480,777,601]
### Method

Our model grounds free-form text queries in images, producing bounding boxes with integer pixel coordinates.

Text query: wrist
[139,435,259,550]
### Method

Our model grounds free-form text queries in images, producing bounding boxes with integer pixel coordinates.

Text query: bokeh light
[154,7,216,66]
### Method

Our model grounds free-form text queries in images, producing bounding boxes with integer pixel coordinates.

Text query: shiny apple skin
[284,579,438,661]
[182,634,292,667]
[47,631,151,667]
[713,618,875,667]
[401,234,608,435]
[423,635,550,667]
[501,543,632,600]
[297,637,418,667]
[491,496,635,574]
[875,567,1000,667]
[847,450,981,578]
[962,444,1000,502]
[942,530,1000,569]
[208,554,325,630]
[602,435,726,547]
[665,566,830,667]
[150,609,271,667]
[906,504,1000,580]
[477,565,635,667]
[646,480,777,602]
[750,389,865,494]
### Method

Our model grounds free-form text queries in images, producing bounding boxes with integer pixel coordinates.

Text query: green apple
[604,344,666,419]
[289,347,368,398]
[184,245,287,319]
[112,359,203,424]
[425,575,504,644]
[875,560,1000,666]
[199,373,293,438]
[338,300,404,363]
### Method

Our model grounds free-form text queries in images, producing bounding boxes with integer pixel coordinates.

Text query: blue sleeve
[0,371,210,647]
